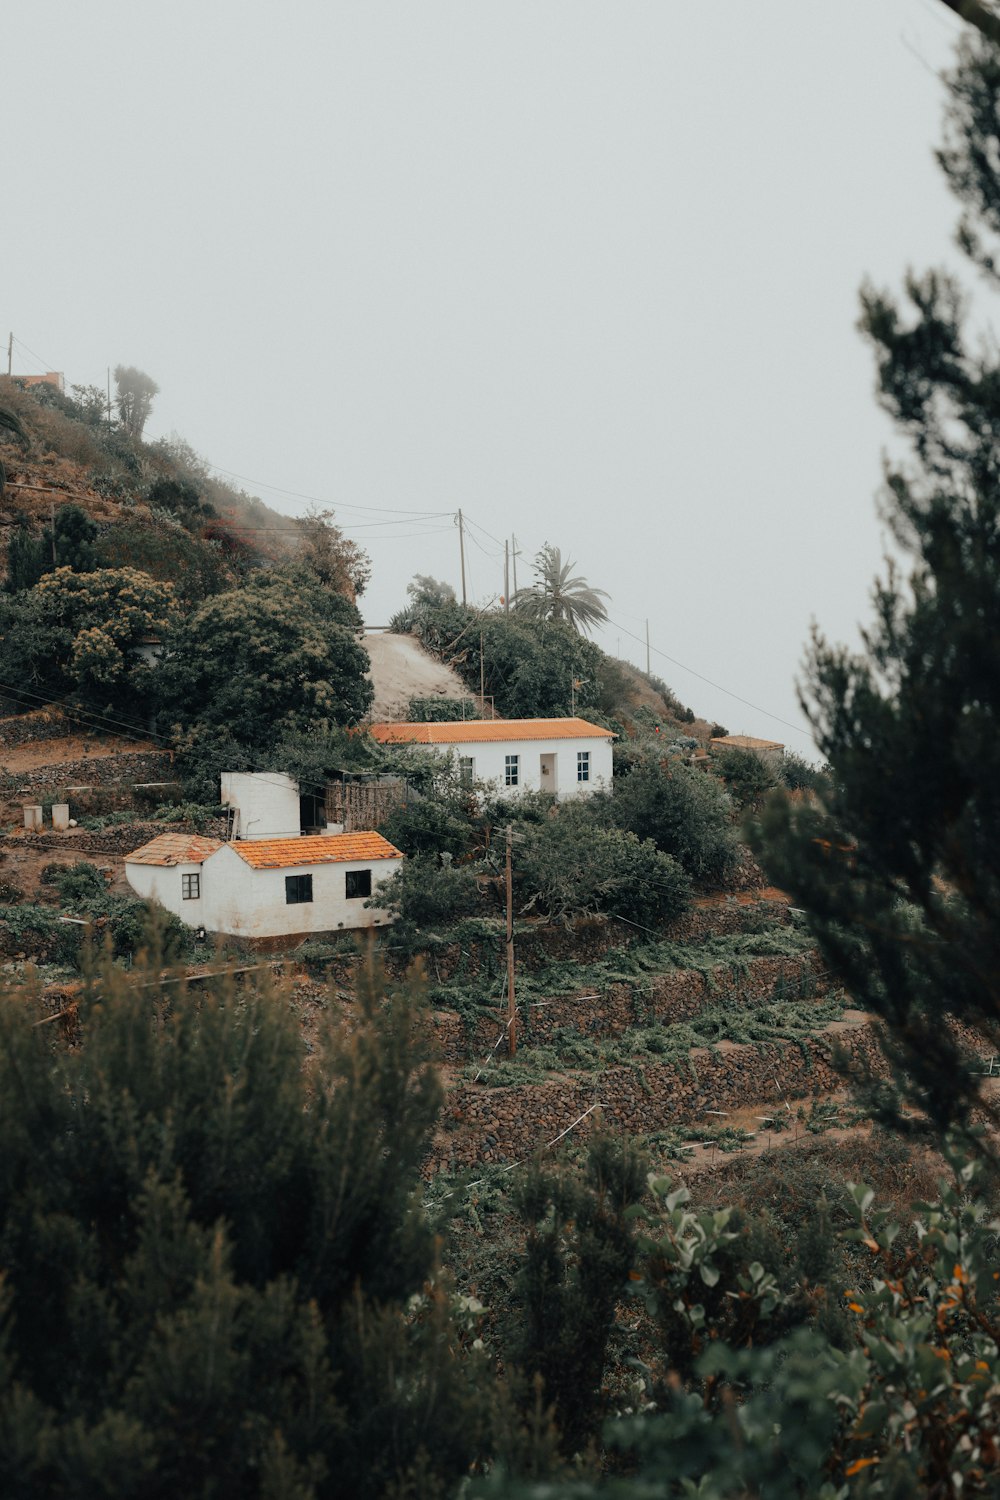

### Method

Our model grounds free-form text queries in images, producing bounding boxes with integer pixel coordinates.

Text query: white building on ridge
[367,717,614,798]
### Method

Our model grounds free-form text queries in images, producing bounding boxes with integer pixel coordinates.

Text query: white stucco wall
[126,843,401,938]
[434,734,613,798]
[220,772,301,840]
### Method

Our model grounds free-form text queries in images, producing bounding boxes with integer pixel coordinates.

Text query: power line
[201,460,454,518]
[605,613,811,743]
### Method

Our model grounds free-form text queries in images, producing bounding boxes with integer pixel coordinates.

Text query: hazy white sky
[4,1,976,745]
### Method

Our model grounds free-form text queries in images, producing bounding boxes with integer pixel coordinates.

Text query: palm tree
[515,543,610,635]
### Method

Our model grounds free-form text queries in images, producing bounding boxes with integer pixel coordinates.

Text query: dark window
[285,874,313,905]
[458,756,475,786]
[505,754,520,787]
[577,751,591,783]
[346,868,372,900]
[182,873,200,900]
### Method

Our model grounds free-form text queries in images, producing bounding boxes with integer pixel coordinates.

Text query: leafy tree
[516,544,610,635]
[371,853,483,937]
[609,749,738,886]
[95,517,231,603]
[155,572,373,755]
[146,476,217,530]
[0,951,490,1497]
[0,566,176,719]
[297,507,372,601]
[113,364,159,439]
[759,33,1000,1138]
[515,801,691,927]
[712,746,778,812]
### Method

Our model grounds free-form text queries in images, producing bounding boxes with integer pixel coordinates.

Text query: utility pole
[479,629,485,714]
[7,333,11,377]
[646,619,651,676]
[505,824,516,1057]
[504,538,510,616]
[107,367,113,431]
[457,509,467,607]
[511,533,519,599]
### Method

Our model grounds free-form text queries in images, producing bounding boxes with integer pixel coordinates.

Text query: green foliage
[4,518,45,592]
[113,364,159,439]
[0,565,177,721]
[372,854,483,939]
[377,787,479,858]
[41,503,98,573]
[407,695,479,722]
[0,955,489,1497]
[152,801,225,835]
[779,749,828,793]
[95,517,231,603]
[295,506,372,600]
[514,802,691,928]
[156,572,373,757]
[514,543,610,635]
[609,750,738,886]
[146,475,216,529]
[507,1139,647,1457]
[757,37,1000,1137]
[712,745,778,811]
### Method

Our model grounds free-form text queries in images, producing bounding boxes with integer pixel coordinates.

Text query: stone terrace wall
[10,751,173,790]
[0,710,78,749]
[430,951,826,1062]
[429,1020,887,1173]
[395,899,792,986]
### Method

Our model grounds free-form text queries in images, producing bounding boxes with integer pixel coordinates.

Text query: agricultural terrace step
[387,900,792,983]
[0,711,79,748]
[7,750,173,790]
[430,951,826,1061]
[428,1016,885,1173]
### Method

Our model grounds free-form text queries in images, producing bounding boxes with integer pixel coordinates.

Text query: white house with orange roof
[124,829,403,940]
[367,717,615,798]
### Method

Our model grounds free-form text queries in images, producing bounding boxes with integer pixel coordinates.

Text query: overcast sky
[4,1,977,747]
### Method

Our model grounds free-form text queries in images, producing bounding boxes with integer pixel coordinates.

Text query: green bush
[515,802,691,928]
[372,854,483,934]
[609,751,738,886]
[712,747,778,811]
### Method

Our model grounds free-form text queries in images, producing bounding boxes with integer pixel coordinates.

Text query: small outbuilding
[367,716,615,798]
[709,734,785,769]
[125,830,403,940]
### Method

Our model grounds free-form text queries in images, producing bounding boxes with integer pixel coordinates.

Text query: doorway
[539,753,557,792]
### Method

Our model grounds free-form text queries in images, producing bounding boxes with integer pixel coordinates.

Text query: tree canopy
[155,571,373,754]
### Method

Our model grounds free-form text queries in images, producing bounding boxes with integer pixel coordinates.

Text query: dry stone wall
[430,951,825,1062]
[10,751,173,790]
[429,1020,887,1173]
[0,711,78,749]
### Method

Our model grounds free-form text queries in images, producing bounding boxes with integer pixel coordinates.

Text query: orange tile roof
[126,833,223,867]
[368,717,615,745]
[710,735,784,752]
[232,833,403,870]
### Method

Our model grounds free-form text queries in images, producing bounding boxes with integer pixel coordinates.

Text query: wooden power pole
[457,509,467,607]
[505,824,516,1056]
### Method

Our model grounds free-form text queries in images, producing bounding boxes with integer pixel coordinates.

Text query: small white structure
[220,771,301,839]
[368,717,615,798]
[125,830,403,940]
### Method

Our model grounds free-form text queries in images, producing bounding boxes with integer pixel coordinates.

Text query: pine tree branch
[937,0,1000,47]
